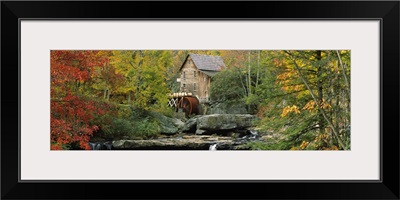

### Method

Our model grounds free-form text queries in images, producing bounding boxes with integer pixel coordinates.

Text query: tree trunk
[316,51,325,133]
[256,50,260,92]
[107,89,111,101]
[238,68,247,97]
[248,51,252,96]
[336,50,350,99]
[136,50,145,94]
[128,91,132,104]
[336,50,351,117]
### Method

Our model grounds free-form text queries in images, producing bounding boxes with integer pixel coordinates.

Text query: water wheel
[177,97,200,117]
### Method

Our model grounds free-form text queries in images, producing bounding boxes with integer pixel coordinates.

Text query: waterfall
[95,143,102,150]
[103,142,112,150]
[249,130,259,136]
[88,142,112,150]
[209,144,217,151]
[242,130,259,140]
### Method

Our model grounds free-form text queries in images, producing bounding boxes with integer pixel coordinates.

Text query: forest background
[51,50,351,150]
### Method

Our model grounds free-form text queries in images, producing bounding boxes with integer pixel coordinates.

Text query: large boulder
[150,112,184,135]
[181,116,200,133]
[206,101,248,114]
[171,118,185,128]
[197,114,256,131]
[195,129,207,135]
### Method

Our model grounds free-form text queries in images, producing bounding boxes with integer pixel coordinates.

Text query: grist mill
[168,54,226,116]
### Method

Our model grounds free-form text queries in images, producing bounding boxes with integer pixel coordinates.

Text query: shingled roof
[180,54,227,72]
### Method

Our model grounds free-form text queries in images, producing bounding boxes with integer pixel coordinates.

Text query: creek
[106,131,260,150]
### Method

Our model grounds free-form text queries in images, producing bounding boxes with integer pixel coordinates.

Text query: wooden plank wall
[180,57,211,101]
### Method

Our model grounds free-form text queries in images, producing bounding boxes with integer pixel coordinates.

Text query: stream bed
[89,133,262,150]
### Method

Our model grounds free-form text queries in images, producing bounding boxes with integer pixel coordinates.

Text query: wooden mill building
[178,54,226,102]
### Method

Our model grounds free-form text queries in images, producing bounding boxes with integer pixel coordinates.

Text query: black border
[2,1,399,199]
[17,17,383,184]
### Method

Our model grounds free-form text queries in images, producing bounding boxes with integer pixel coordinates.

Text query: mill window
[194,83,197,91]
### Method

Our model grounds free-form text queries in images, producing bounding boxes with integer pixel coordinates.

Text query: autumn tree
[50,50,112,150]
[255,50,351,150]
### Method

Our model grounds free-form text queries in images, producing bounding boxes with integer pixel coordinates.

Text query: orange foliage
[281,105,301,117]
[50,50,111,150]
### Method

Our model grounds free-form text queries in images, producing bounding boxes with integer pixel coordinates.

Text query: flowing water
[88,142,112,150]
[209,144,218,151]
[86,130,262,150]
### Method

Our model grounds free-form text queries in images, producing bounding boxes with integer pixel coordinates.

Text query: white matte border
[20,21,380,180]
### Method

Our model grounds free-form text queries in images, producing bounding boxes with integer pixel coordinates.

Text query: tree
[210,67,246,102]
[256,50,351,150]
[50,50,111,150]
[134,50,171,110]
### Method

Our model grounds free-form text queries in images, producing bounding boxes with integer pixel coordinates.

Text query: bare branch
[336,50,351,98]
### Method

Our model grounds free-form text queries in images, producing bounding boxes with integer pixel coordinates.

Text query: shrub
[117,104,133,118]
[210,68,245,102]
[110,118,134,138]
[90,107,163,140]
[131,118,160,139]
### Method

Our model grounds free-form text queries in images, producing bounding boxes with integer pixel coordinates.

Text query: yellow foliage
[293,85,303,91]
[320,99,332,109]
[276,71,298,88]
[302,100,316,111]
[302,99,331,112]
[281,105,301,117]
[300,141,309,149]
[330,60,340,72]
[314,133,329,143]
[276,73,288,80]
[280,84,304,92]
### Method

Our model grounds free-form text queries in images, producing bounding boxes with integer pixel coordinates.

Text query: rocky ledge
[183,114,258,135]
[112,135,250,150]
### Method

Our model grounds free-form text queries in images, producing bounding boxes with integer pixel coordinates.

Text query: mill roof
[180,54,227,72]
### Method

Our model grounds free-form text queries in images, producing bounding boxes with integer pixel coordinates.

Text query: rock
[181,116,199,133]
[197,114,256,131]
[195,129,207,135]
[112,135,244,150]
[150,112,183,135]
[172,118,185,128]
[112,140,126,148]
[226,132,241,138]
[159,124,179,135]
[206,101,248,114]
